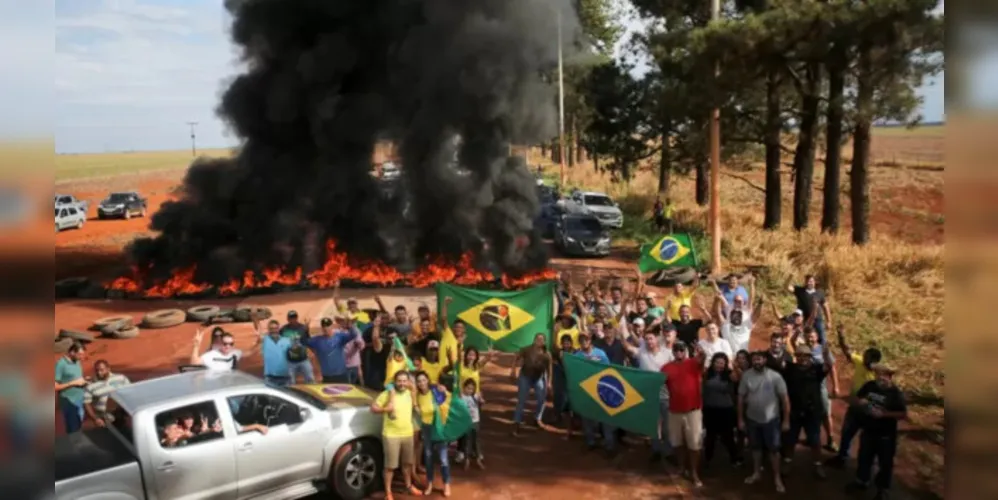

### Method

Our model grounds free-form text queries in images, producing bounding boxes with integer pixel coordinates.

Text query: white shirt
[698,337,734,368]
[201,348,242,371]
[721,318,753,354]
[636,345,673,401]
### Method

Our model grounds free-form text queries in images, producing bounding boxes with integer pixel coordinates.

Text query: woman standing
[702,352,742,468]
[413,371,452,497]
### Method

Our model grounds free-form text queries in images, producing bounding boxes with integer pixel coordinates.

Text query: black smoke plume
[127,0,580,284]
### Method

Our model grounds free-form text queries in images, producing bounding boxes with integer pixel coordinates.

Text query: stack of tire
[185,304,273,324]
[645,266,699,288]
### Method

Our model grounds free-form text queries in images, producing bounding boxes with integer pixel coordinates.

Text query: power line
[186,121,199,157]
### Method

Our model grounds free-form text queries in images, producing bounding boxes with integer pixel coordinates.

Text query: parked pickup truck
[55,194,89,213]
[97,191,147,219]
[54,371,385,500]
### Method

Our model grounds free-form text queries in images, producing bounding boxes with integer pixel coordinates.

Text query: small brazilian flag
[435,282,555,353]
[563,354,665,436]
[427,362,473,442]
[637,233,698,273]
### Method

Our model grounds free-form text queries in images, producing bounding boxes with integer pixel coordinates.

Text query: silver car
[55,371,384,500]
[55,205,86,232]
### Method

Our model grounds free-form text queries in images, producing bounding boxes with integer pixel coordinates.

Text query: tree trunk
[763,67,782,230]
[822,46,846,233]
[576,139,586,164]
[851,46,873,245]
[593,152,600,172]
[567,117,577,167]
[695,160,708,206]
[658,127,672,194]
[792,62,821,230]
[540,142,547,157]
[550,139,559,163]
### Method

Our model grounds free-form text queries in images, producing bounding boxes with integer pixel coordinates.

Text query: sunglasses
[222,342,235,347]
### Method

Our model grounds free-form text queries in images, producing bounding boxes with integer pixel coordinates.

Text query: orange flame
[106,239,557,298]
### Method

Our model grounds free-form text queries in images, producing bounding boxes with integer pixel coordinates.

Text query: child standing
[459,379,485,470]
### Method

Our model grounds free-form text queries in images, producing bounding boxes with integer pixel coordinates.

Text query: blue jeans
[421,427,451,485]
[345,367,361,385]
[264,375,291,387]
[651,398,673,455]
[289,359,315,384]
[60,398,84,433]
[836,405,863,459]
[746,418,781,451]
[513,374,547,425]
[582,418,617,451]
[814,317,827,345]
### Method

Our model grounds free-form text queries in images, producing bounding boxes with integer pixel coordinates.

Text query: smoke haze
[127,0,579,284]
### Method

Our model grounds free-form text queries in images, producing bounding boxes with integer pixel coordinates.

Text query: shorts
[382,436,415,469]
[746,418,781,451]
[789,413,822,448]
[668,409,703,451]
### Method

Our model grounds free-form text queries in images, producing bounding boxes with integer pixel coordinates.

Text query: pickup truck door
[145,398,238,500]
[225,392,326,499]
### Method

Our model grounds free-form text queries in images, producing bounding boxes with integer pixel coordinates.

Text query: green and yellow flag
[637,233,698,273]
[563,354,665,436]
[434,282,555,353]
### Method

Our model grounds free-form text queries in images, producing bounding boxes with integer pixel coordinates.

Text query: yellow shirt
[375,389,415,438]
[384,356,407,388]
[415,390,435,425]
[338,305,371,324]
[411,313,439,336]
[667,290,695,321]
[421,357,447,384]
[556,327,580,349]
[460,364,481,392]
[439,326,460,365]
[850,353,876,395]
[585,314,618,329]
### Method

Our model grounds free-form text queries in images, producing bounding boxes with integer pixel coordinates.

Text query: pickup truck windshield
[57,196,72,204]
[278,385,327,410]
[108,193,131,202]
[566,217,603,232]
[583,195,614,207]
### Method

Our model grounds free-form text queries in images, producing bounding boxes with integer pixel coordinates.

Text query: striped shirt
[83,373,131,419]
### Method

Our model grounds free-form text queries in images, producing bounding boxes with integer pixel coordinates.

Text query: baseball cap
[320,317,333,327]
[427,340,440,349]
[792,309,803,316]
[287,310,298,318]
[632,317,646,326]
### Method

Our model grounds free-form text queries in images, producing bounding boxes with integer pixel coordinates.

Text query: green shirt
[647,306,666,319]
[55,357,85,405]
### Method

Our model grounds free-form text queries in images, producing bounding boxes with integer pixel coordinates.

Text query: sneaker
[825,455,846,469]
[454,452,466,463]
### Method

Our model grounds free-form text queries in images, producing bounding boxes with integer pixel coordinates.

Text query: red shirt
[661,358,703,413]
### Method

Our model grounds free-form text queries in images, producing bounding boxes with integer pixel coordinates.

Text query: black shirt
[407,331,442,360]
[856,381,906,437]
[793,286,827,322]
[785,363,828,416]
[593,337,630,366]
[672,319,704,347]
[766,349,794,379]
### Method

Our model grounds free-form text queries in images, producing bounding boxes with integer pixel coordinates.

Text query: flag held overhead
[435,282,555,352]
[563,354,665,436]
[638,233,698,273]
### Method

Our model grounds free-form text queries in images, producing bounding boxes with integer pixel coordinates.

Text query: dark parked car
[535,201,565,239]
[97,191,147,220]
[553,213,611,257]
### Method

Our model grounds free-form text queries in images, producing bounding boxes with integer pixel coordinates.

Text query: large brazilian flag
[563,354,665,436]
[637,233,698,273]
[434,282,555,353]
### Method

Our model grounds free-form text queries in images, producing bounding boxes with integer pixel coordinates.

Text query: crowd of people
[54,269,908,500]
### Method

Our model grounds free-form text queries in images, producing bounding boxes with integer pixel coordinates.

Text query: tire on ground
[141,309,187,329]
[645,266,698,288]
[232,305,272,323]
[58,329,95,342]
[327,438,383,500]
[109,326,140,339]
[186,305,221,322]
[55,277,90,299]
[54,337,75,354]
[92,315,135,335]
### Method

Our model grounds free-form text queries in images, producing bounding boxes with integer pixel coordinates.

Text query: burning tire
[645,266,697,288]
[92,315,135,335]
[55,277,90,298]
[141,309,187,329]
[108,326,140,339]
[54,337,74,354]
[232,306,272,323]
[186,305,221,323]
[58,329,95,343]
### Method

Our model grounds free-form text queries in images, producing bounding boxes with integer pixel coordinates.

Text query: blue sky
[32,1,977,153]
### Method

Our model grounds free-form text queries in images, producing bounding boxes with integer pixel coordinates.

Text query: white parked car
[569,190,624,228]
[55,205,86,232]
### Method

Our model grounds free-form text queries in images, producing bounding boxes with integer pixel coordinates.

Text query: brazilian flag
[428,361,473,442]
[637,233,698,273]
[435,282,555,353]
[563,354,665,436]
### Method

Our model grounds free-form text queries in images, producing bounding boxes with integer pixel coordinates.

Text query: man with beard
[437,296,466,367]
[82,359,130,428]
[717,273,751,305]
[784,345,833,478]
[375,296,414,341]
[765,332,794,380]
[671,303,712,351]
[660,341,707,487]
[606,285,625,317]
[792,326,842,451]
[665,276,701,322]
[279,310,314,384]
[845,364,907,500]
[593,324,629,366]
[511,333,553,436]
[306,315,361,383]
[738,351,791,493]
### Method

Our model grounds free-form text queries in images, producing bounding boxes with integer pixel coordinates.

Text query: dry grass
[56,148,234,182]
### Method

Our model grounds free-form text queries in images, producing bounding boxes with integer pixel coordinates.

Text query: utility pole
[186,121,199,157]
[556,9,566,188]
[708,0,722,275]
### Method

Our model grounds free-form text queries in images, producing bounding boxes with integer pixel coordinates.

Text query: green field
[55,148,233,182]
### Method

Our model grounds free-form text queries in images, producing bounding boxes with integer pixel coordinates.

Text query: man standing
[739,351,791,493]
[697,322,734,369]
[307,315,362,383]
[511,333,553,436]
[661,340,707,487]
[622,329,674,463]
[784,345,833,478]
[55,342,88,433]
[672,303,711,351]
[593,325,629,366]
[846,364,907,500]
[786,274,833,343]
[254,318,292,386]
[280,310,315,384]
[572,333,619,457]
[827,325,883,468]
[370,371,422,500]
[83,360,131,428]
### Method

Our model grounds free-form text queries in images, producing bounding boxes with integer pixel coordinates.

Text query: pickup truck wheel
[329,439,382,500]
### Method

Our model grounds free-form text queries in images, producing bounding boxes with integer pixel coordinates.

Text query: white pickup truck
[54,371,385,500]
